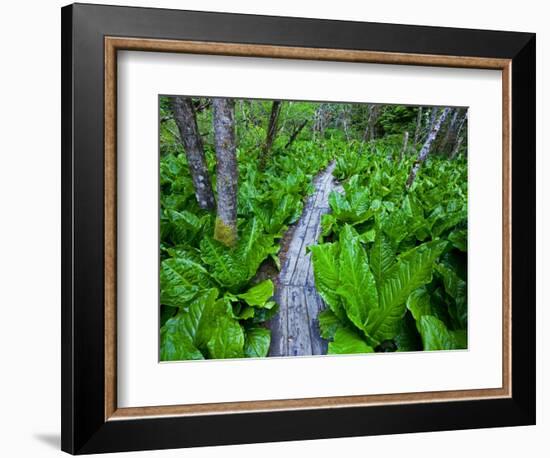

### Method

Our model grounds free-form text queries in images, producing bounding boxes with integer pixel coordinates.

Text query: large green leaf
[310,242,346,321]
[394,312,421,352]
[448,229,467,252]
[206,314,245,359]
[418,315,467,351]
[160,289,219,361]
[236,279,274,307]
[200,237,248,289]
[160,288,246,360]
[318,308,341,340]
[365,240,448,345]
[369,229,395,286]
[160,255,213,308]
[236,217,279,279]
[160,318,204,361]
[244,327,271,357]
[380,208,411,244]
[406,287,444,323]
[336,225,379,336]
[328,328,374,355]
[435,263,467,329]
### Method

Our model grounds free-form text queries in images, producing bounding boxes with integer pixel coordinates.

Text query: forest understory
[159,97,468,361]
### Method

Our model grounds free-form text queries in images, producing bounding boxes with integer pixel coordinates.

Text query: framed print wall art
[61,3,536,454]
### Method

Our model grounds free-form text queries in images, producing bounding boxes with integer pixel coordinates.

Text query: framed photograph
[61,3,536,454]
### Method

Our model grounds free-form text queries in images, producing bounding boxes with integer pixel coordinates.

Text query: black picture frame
[61,3,536,454]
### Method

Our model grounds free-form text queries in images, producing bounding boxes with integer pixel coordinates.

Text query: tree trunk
[212,98,238,247]
[285,119,308,149]
[428,107,438,131]
[406,107,451,189]
[413,107,423,148]
[399,131,409,162]
[441,108,460,155]
[313,104,327,140]
[448,111,468,158]
[171,96,216,211]
[363,105,380,142]
[341,105,351,142]
[450,135,464,159]
[260,101,282,168]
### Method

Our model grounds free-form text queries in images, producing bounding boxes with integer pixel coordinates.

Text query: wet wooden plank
[267,286,288,357]
[271,160,340,356]
[279,214,308,285]
[305,286,326,355]
[287,286,312,356]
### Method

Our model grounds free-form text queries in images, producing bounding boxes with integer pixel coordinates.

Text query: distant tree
[441,108,460,153]
[406,107,451,189]
[413,107,423,149]
[449,110,468,158]
[313,104,329,139]
[260,100,282,168]
[171,96,216,210]
[285,119,308,149]
[363,105,381,141]
[212,98,238,247]
[399,131,409,162]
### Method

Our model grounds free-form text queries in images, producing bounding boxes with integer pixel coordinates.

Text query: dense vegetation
[159,97,468,360]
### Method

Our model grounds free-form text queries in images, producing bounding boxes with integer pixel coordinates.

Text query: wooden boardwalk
[268,162,341,357]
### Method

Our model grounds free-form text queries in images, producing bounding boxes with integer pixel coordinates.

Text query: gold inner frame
[104,37,512,421]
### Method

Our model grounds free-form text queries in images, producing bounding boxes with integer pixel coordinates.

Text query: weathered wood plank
[267,286,288,357]
[287,286,312,356]
[305,286,326,355]
[271,160,341,357]
[291,208,322,286]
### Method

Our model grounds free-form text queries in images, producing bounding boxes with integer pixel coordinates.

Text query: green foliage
[159,96,468,359]
[159,97,333,361]
[313,149,468,353]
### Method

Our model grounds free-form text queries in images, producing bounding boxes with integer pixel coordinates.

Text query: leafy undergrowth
[311,144,468,354]
[159,130,334,360]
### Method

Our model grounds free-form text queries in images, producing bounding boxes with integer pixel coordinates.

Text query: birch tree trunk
[428,107,438,132]
[313,104,327,140]
[171,96,216,211]
[450,136,464,159]
[363,105,381,142]
[340,105,351,142]
[260,100,282,168]
[212,98,238,247]
[399,131,409,162]
[406,107,451,189]
[413,107,423,148]
[441,108,460,155]
[448,111,468,158]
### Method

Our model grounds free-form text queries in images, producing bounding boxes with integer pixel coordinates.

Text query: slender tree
[406,107,451,189]
[171,96,216,210]
[259,101,282,168]
[363,105,381,142]
[284,119,308,149]
[448,111,468,158]
[313,104,328,139]
[212,98,238,247]
[413,107,423,148]
[340,105,351,142]
[450,136,464,159]
[440,108,460,155]
[399,131,409,162]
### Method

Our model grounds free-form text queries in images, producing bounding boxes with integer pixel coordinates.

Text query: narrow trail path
[268,161,341,357]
